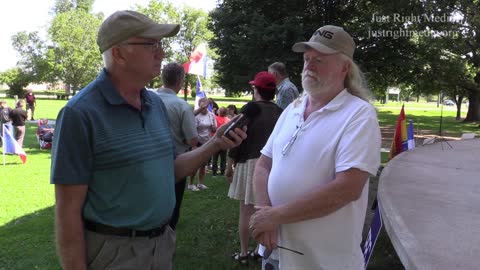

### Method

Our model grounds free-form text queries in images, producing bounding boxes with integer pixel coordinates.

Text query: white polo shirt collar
[292,88,350,123]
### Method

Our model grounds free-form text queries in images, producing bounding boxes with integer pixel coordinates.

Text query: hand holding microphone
[223,102,261,139]
[212,101,259,151]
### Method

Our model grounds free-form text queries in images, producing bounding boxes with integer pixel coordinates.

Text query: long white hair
[341,54,372,102]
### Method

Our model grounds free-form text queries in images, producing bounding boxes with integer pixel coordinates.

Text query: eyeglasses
[263,245,304,259]
[281,122,304,155]
[122,41,163,53]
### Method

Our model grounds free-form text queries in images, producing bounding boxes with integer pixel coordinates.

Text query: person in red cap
[250,25,380,270]
[226,71,283,264]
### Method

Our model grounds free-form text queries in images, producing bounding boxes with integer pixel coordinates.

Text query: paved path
[378,139,480,270]
[377,106,467,111]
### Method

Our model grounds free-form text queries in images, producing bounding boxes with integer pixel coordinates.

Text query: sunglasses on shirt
[263,245,304,259]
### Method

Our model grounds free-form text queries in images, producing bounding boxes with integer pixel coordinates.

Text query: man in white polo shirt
[250,25,381,269]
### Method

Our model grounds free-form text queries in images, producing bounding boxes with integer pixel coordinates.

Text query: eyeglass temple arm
[277,245,304,255]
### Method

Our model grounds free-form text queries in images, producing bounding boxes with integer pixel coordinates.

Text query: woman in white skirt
[226,71,283,264]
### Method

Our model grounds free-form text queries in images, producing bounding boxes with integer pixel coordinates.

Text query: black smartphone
[222,102,261,139]
[223,114,249,139]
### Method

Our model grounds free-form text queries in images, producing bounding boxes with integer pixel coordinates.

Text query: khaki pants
[26,104,35,120]
[86,226,176,270]
[14,125,25,147]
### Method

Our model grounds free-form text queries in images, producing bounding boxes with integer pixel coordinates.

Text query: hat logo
[314,30,334,39]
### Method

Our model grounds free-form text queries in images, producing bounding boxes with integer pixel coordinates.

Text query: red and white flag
[183,43,207,78]
[2,124,27,164]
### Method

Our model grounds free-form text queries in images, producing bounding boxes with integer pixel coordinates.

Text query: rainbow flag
[389,105,408,160]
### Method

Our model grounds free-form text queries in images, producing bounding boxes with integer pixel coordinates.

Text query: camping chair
[36,119,53,149]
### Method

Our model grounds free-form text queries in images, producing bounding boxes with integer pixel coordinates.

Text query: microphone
[223,102,261,139]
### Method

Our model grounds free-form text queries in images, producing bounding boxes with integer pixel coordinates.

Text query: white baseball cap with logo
[292,25,355,59]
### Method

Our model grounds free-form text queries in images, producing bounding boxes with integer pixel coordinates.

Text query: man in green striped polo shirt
[50,10,246,270]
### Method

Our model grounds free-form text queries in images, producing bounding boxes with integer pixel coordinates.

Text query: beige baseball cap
[292,25,355,59]
[97,10,180,53]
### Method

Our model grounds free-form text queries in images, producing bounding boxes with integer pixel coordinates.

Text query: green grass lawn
[0,98,478,269]
[0,124,57,269]
[1,99,67,120]
[376,103,479,137]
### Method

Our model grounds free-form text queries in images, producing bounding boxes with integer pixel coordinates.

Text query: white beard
[301,71,333,97]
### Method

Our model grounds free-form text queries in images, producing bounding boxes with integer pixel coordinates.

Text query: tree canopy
[52,0,95,14]
[210,0,308,95]
[210,0,480,120]
[0,68,34,97]
[136,0,213,89]
[5,0,102,94]
[4,0,480,122]
[7,0,213,94]
[48,9,103,93]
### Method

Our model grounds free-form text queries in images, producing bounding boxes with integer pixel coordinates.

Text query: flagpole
[183,43,207,102]
[2,124,5,166]
[198,75,203,108]
[197,75,200,108]
[183,76,188,102]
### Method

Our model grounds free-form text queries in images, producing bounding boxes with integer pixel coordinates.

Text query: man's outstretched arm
[174,123,246,180]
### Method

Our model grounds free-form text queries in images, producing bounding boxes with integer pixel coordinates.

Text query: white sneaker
[197,184,208,190]
[188,184,199,191]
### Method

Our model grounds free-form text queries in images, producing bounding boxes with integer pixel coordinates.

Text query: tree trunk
[455,95,463,120]
[456,105,462,120]
[65,84,71,96]
[463,91,480,122]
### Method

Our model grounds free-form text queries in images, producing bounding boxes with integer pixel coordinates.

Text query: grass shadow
[0,171,406,270]
[0,206,60,270]
[174,176,262,270]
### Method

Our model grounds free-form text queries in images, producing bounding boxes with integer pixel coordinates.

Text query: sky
[0,0,218,72]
